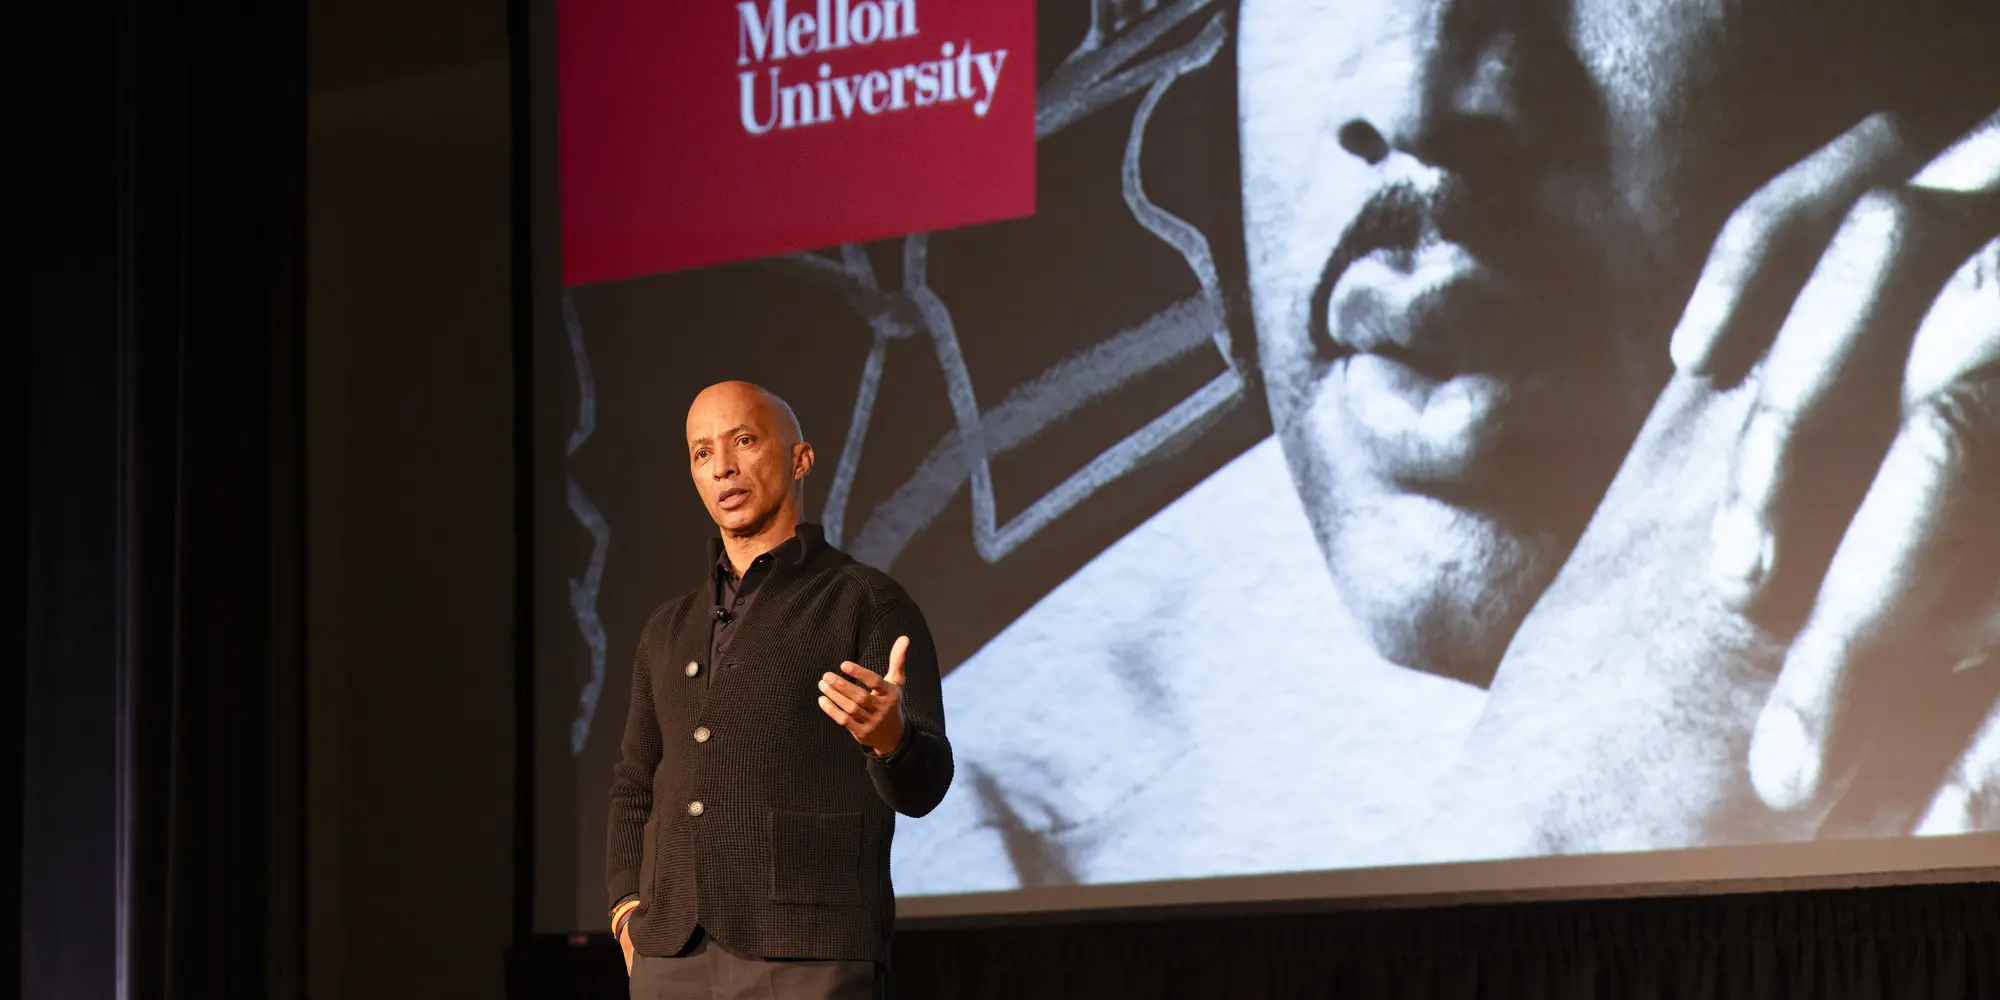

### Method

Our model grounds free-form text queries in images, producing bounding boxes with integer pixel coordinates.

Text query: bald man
[605,382,952,999]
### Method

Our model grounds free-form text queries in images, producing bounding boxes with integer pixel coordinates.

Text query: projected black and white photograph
[34,0,2000,995]
[541,0,1999,918]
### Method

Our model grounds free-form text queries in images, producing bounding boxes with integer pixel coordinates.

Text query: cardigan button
[684,661,700,677]
[693,726,711,743]
[687,800,704,817]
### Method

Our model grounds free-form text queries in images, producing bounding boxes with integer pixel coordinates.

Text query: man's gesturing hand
[818,635,910,756]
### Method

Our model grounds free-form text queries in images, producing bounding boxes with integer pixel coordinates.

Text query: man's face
[1237,0,1888,683]
[686,383,808,537]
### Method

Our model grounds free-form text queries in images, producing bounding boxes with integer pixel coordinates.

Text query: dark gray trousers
[628,927,883,1000]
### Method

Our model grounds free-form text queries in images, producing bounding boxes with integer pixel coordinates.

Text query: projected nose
[1339,119,1391,165]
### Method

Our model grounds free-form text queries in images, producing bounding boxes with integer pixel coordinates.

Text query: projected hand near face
[1668,111,2000,824]
[1241,0,1997,851]
[818,634,911,757]
[1442,113,1999,852]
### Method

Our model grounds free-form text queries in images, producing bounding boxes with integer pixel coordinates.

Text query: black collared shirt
[709,534,803,684]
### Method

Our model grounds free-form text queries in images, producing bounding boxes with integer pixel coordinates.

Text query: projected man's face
[1237,0,1884,683]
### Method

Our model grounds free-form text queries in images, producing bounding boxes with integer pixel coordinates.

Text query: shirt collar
[709,523,824,576]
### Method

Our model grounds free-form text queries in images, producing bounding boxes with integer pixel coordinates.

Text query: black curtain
[509,881,1998,999]
[26,0,306,996]
[893,881,1999,1000]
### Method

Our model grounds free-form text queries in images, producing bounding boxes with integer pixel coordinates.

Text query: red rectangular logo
[559,0,1037,285]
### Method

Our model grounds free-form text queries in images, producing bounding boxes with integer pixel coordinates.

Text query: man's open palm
[818,634,910,756]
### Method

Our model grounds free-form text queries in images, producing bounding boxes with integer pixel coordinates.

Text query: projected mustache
[1306,179,1573,375]
[1308,181,1472,361]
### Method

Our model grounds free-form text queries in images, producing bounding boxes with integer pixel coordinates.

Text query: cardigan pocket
[767,808,865,906]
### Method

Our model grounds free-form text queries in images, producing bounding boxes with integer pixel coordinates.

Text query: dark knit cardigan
[605,524,953,963]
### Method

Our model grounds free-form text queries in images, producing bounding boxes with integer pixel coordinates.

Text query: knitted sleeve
[856,581,954,817]
[605,605,668,905]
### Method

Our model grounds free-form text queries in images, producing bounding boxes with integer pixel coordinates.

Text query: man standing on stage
[606,380,952,999]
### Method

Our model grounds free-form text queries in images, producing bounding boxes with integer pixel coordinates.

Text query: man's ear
[792,440,816,479]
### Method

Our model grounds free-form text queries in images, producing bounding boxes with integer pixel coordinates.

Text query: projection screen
[529,0,2000,931]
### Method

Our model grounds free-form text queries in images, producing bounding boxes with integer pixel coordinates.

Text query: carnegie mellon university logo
[736,1,1014,132]
[561,0,1036,285]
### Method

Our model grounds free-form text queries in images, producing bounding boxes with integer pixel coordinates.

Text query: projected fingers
[1669,112,1923,383]
[1917,692,2000,835]
[1750,359,2000,814]
[1707,188,1999,612]
[1706,119,2000,614]
[1703,112,2000,819]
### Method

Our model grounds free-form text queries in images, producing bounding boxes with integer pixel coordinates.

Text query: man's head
[686,381,814,539]
[1235,0,1991,684]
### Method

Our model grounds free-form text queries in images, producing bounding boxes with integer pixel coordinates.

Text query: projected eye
[738,435,755,447]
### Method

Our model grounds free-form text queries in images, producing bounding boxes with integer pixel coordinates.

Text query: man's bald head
[686,381,814,540]
[690,380,803,443]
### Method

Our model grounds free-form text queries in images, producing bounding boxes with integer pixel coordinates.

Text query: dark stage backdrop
[28,0,307,995]
[529,0,2000,933]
